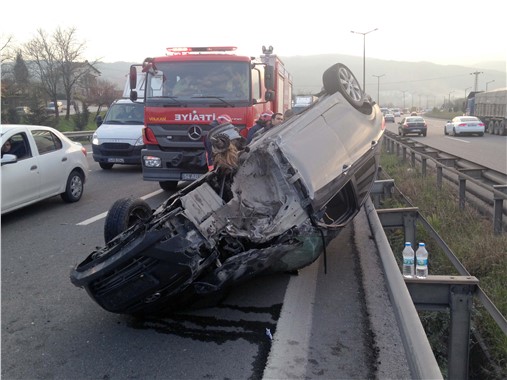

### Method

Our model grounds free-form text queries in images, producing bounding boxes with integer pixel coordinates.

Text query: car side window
[2,132,32,160]
[32,130,63,155]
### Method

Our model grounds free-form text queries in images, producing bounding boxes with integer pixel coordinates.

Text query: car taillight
[143,127,158,144]
[81,147,87,157]
[478,123,485,127]
[458,123,467,127]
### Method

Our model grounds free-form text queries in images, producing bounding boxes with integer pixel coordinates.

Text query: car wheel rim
[70,176,83,198]
[338,67,362,101]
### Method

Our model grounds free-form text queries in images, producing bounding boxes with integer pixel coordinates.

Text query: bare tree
[24,29,61,118]
[54,27,99,119]
[0,34,15,63]
[89,78,120,118]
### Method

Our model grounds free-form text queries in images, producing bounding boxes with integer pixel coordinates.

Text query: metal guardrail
[382,132,507,234]
[63,130,94,141]
[370,180,507,379]
[364,197,443,379]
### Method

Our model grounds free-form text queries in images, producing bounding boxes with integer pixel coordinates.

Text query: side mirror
[264,66,275,90]
[96,115,103,127]
[130,90,138,102]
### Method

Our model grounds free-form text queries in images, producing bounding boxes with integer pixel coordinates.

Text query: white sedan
[444,116,485,137]
[1,124,89,215]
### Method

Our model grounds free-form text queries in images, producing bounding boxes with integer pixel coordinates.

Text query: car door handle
[62,157,68,162]
[342,164,351,173]
[30,165,37,171]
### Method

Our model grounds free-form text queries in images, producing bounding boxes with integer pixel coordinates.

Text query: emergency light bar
[166,46,237,54]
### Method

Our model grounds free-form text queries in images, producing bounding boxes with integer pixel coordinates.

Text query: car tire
[478,133,484,136]
[444,127,448,135]
[99,163,114,170]
[61,170,84,203]
[453,128,459,136]
[104,197,152,243]
[322,63,364,109]
[159,181,179,191]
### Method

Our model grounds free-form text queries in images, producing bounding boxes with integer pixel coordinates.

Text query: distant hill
[89,56,507,108]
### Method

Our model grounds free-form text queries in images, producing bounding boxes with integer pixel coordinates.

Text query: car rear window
[407,117,424,122]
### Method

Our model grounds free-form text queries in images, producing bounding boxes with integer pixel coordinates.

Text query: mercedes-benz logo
[188,125,203,141]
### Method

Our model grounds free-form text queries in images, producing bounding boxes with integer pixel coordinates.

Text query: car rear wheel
[61,170,84,202]
[322,63,364,109]
[444,127,448,135]
[99,163,114,170]
[104,197,152,243]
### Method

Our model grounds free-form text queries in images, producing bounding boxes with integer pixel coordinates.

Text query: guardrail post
[448,284,474,380]
[371,179,395,208]
[405,276,478,380]
[493,185,507,234]
[421,157,427,177]
[402,146,407,161]
[411,151,416,167]
[436,166,443,189]
[459,176,466,210]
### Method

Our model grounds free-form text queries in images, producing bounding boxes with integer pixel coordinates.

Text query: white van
[91,98,145,170]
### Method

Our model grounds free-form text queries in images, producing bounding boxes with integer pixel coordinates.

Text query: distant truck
[465,88,507,135]
[292,95,318,114]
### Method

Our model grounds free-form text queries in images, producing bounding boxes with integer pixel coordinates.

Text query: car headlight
[135,136,144,146]
[92,133,99,145]
[143,155,161,168]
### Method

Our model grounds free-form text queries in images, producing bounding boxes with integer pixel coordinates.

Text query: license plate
[107,158,125,163]
[412,129,420,132]
[181,173,202,180]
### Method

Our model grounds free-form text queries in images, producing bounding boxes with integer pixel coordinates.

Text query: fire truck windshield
[145,61,250,103]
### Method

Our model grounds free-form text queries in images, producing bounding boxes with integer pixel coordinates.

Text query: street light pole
[486,80,495,91]
[372,74,385,105]
[401,90,407,109]
[351,28,378,94]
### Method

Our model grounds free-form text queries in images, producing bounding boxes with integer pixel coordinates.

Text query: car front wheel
[99,163,114,170]
[61,170,84,202]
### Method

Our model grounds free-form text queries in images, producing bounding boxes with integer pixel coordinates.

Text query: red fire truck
[128,45,293,191]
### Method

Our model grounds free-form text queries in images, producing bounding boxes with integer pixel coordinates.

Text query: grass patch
[379,147,507,379]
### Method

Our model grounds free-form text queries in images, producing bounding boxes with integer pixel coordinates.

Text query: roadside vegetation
[378,149,507,379]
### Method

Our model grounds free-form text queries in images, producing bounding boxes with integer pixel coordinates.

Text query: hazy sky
[1,0,506,67]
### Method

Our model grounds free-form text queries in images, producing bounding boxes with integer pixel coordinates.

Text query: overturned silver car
[70,63,385,315]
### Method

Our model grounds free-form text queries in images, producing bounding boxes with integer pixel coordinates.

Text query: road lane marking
[76,189,164,225]
[445,136,470,143]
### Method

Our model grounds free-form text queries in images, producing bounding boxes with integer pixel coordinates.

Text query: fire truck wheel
[322,63,364,109]
[159,181,179,191]
[104,197,152,243]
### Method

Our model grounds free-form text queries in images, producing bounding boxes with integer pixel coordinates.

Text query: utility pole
[372,74,385,105]
[470,71,483,92]
[486,80,495,91]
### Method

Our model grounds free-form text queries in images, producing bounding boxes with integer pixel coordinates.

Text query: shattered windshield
[145,61,250,103]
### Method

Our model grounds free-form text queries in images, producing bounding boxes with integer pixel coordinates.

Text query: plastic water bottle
[402,242,415,278]
[415,242,429,278]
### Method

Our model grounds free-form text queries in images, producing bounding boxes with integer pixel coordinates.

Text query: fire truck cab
[129,45,292,191]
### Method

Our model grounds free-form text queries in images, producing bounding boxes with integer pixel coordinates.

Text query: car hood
[95,123,144,142]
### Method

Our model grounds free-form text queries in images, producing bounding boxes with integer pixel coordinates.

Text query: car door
[31,129,68,199]
[1,131,41,213]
